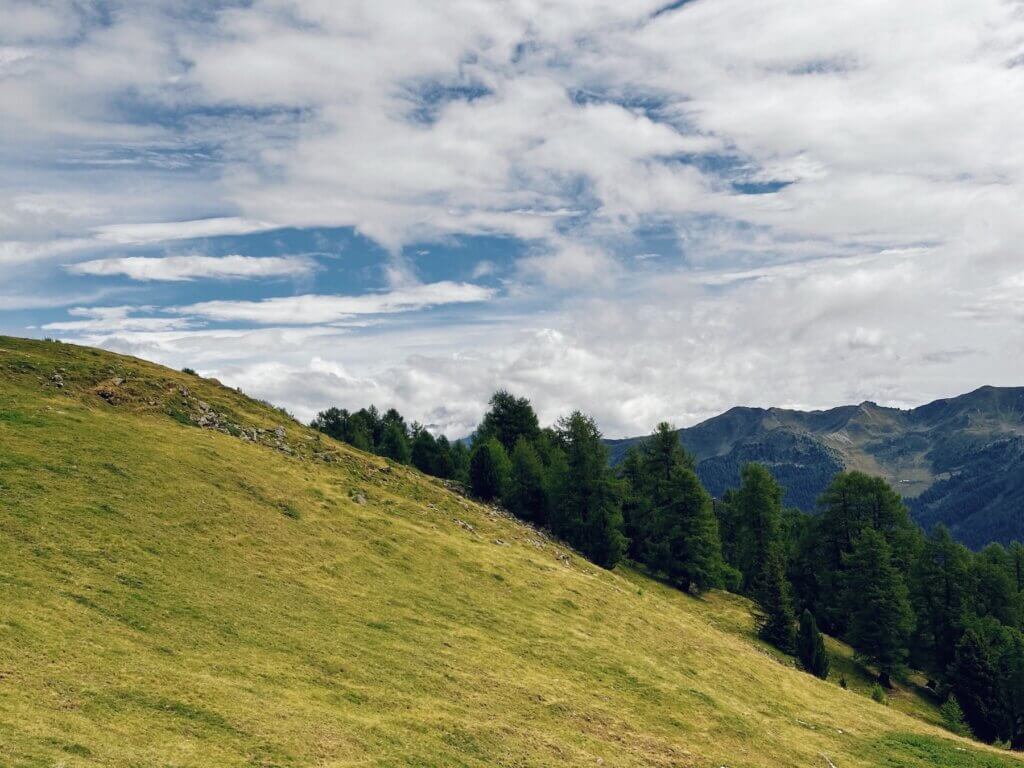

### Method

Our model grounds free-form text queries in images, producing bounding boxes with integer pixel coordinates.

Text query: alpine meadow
[0,336,1022,767]
[5,1,1024,766]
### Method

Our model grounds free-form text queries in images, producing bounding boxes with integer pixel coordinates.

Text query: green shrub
[940,695,968,736]
[870,684,888,705]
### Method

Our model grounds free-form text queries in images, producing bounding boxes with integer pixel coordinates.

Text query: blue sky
[3,0,1024,436]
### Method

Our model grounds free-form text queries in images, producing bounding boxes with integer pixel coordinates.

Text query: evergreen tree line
[311,405,470,481]
[719,467,1024,748]
[314,392,1024,748]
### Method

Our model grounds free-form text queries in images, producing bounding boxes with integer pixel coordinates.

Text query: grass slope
[0,336,1019,767]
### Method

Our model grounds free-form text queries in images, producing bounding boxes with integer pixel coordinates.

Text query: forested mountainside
[606,387,1024,547]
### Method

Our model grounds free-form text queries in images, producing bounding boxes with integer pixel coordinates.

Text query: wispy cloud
[172,281,494,325]
[68,254,317,282]
[42,306,194,333]
[93,218,280,245]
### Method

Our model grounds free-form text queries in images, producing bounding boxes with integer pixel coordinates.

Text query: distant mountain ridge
[606,386,1024,548]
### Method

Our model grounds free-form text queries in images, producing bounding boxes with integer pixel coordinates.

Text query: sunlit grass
[0,336,1019,767]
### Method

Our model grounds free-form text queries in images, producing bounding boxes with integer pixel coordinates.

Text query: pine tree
[908,524,969,676]
[651,466,724,592]
[735,463,784,593]
[410,427,442,476]
[796,609,830,679]
[1008,541,1024,593]
[379,421,411,464]
[1000,629,1024,749]
[951,627,1004,743]
[812,472,919,636]
[504,438,547,525]
[940,695,969,736]
[469,438,510,501]
[552,412,626,569]
[754,544,796,651]
[972,548,1018,628]
[845,528,914,687]
[448,440,471,485]
[641,422,694,480]
[476,390,541,453]
[618,447,653,563]
[434,435,456,479]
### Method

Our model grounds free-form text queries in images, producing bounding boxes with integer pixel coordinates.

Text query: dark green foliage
[909,525,970,676]
[181,367,197,376]
[951,628,1004,743]
[733,463,784,592]
[504,438,548,525]
[379,421,411,464]
[449,440,470,485]
[312,404,461,480]
[754,545,795,651]
[469,438,510,501]
[871,684,888,705]
[411,428,453,478]
[309,406,377,454]
[941,695,969,736]
[650,465,724,593]
[621,423,724,592]
[476,390,541,453]
[797,609,830,679]
[971,545,1018,628]
[845,528,914,687]
[551,412,626,569]
[806,471,919,634]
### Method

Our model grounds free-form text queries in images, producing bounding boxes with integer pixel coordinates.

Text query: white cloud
[173,281,494,324]
[67,254,316,282]
[42,306,194,333]
[8,0,1024,438]
[518,243,620,289]
[93,218,279,245]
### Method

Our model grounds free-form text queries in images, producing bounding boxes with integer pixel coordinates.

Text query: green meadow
[0,336,1019,767]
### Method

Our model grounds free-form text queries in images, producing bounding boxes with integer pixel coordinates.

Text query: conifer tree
[648,466,724,592]
[951,627,1004,743]
[411,427,445,477]
[469,438,510,501]
[504,438,548,525]
[813,471,917,634]
[379,421,411,464]
[618,447,653,562]
[476,390,541,453]
[909,524,969,675]
[754,544,796,651]
[734,463,784,592]
[551,412,626,569]
[448,440,471,485]
[1008,541,1024,593]
[845,528,914,687]
[434,435,456,479]
[796,609,830,679]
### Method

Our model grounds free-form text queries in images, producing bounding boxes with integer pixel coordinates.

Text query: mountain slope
[607,388,1024,547]
[0,336,1018,767]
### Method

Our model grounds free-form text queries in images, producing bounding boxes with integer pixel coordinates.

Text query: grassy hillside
[0,336,1020,767]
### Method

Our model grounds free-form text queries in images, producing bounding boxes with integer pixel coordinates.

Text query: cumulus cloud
[7,0,1024,437]
[68,254,316,282]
